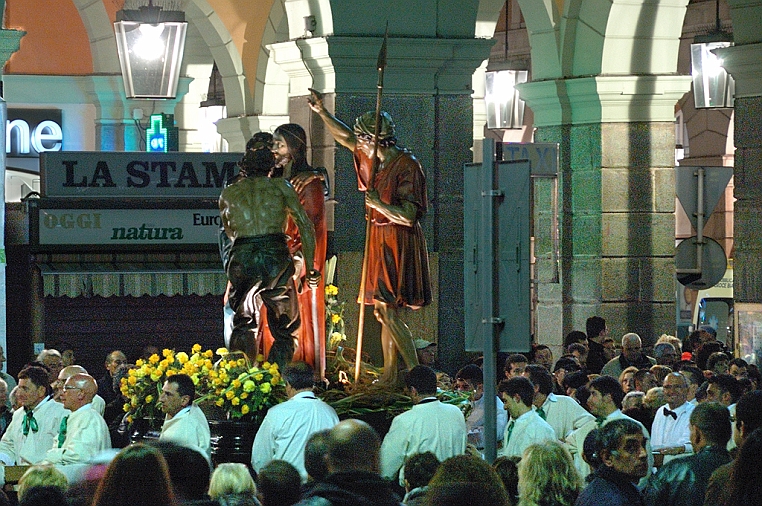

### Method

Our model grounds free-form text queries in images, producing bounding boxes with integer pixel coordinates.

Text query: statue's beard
[274,153,291,168]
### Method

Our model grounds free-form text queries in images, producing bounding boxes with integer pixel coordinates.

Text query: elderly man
[651,372,695,462]
[0,346,16,393]
[601,333,656,378]
[381,365,466,484]
[42,373,110,465]
[251,362,339,481]
[36,349,64,386]
[653,342,678,369]
[53,365,106,416]
[0,366,66,465]
[643,402,731,506]
[158,373,210,457]
[575,419,649,506]
[97,350,127,405]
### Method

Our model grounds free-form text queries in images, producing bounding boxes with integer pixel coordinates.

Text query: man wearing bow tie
[651,372,695,463]
[0,365,66,465]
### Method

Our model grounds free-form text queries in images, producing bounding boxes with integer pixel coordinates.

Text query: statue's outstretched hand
[307,88,325,114]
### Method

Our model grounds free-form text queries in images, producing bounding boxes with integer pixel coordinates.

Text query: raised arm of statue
[307,88,357,151]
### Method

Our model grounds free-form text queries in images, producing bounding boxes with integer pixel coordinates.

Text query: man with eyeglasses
[97,350,127,405]
[42,373,110,465]
[0,365,66,465]
[651,373,695,465]
[53,365,106,416]
[601,333,656,379]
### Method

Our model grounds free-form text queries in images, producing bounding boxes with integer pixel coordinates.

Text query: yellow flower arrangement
[325,284,347,350]
[120,345,284,426]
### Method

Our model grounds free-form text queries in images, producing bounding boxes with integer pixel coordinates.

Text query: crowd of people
[0,315,759,506]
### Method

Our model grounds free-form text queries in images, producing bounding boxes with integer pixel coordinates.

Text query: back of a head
[729,427,762,504]
[209,463,256,500]
[518,441,581,506]
[586,316,606,339]
[303,429,331,482]
[327,419,381,474]
[18,466,68,501]
[564,330,588,347]
[492,456,519,501]
[150,441,211,501]
[19,486,68,506]
[690,401,731,447]
[426,455,509,506]
[404,451,440,490]
[282,362,315,391]
[735,390,762,435]
[257,460,301,506]
[406,365,437,396]
[525,364,554,396]
[455,364,483,386]
[93,444,177,506]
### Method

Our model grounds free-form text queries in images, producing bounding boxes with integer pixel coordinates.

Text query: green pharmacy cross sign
[147,114,168,152]
[146,113,178,152]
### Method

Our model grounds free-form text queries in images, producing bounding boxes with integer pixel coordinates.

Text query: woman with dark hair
[272,123,328,368]
[721,427,762,506]
[92,444,177,506]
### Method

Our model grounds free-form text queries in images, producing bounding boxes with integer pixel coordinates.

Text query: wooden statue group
[219,90,432,384]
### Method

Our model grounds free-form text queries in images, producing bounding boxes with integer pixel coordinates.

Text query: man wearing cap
[309,89,432,383]
[414,339,437,367]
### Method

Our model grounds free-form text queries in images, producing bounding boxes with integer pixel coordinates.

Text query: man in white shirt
[252,361,339,481]
[454,364,507,450]
[43,373,110,465]
[0,365,66,465]
[524,364,594,440]
[498,376,555,458]
[651,372,695,462]
[381,365,467,485]
[159,373,211,457]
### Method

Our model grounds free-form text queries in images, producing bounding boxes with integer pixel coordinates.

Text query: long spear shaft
[355,25,388,382]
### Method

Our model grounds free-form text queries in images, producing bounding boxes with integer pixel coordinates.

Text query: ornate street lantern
[485,70,528,129]
[114,0,187,99]
[690,0,734,109]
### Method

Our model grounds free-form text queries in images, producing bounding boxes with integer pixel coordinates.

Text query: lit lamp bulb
[133,23,166,60]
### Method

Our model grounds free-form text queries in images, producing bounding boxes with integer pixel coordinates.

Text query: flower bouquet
[120,345,285,428]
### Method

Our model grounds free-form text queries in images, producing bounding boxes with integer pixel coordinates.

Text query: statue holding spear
[307,38,432,384]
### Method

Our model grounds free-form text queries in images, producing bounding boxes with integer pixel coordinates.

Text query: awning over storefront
[38,262,226,298]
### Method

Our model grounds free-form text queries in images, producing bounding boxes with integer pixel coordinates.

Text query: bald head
[327,419,381,474]
[53,365,89,402]
[62,373,97,411]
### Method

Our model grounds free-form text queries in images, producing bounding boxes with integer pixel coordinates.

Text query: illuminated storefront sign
[41,151,242,198]
[37,208,221,245]
[7,109,63,158]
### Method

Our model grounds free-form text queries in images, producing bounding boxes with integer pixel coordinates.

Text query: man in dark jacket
[643,401,731,506]
[296,419,402,506]
[575,419,648,506]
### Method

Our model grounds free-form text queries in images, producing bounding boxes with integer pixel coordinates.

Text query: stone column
[0,28,24,369]
[716,42,762,303]
[518,75,691,344]
[270,35,493,371]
